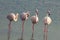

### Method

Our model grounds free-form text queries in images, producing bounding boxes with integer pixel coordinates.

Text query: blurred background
[0,0,60,40]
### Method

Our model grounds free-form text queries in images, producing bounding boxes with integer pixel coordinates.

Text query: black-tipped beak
[48,13,51,16]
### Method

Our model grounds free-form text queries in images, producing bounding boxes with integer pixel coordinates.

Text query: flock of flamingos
[7,8,52,40]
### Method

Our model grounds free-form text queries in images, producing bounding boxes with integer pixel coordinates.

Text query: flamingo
[20,11,30,40]
[31,9,39,40]
[43,9,52,40]
[7,13,19,40]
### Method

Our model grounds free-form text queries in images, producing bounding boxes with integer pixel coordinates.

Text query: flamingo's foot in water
[20,38,23,40]
[31,38,34,40]
[18,38,23,40]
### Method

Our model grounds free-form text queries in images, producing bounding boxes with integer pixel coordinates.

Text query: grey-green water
[0,0,60,40]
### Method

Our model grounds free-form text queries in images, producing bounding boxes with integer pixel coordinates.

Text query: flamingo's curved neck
[14,14,19,21]
[46,14,48,16]
[35,13,38,17]
[46,13,50,17]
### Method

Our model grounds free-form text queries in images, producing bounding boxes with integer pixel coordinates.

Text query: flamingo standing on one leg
[7,13,19,40]
[43,9,52,40]
[31,9,39,40]
[20,11,30,40]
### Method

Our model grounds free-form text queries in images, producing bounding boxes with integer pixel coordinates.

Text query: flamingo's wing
[43,16,52,25]
[20,13,26,21]
[31,16,38,24]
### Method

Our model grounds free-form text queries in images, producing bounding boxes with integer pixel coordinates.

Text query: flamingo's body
[43,14,52,25]
[7,13,19,21]
[20,11,30,40]
[7,13,19,40]
[31,15,39,24]
[43,9,52,40]
[20,11,29,21]
[31,9,39,40]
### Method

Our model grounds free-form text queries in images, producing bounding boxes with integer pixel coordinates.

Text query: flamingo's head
[16,13,19,16]
[26,11,30,17]
[47,9,51,16]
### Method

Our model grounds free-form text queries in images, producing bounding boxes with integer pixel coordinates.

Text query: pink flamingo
[31,9,39,40]
[43,9,52,40]
[7,13,19,40]
[20,11,30,40]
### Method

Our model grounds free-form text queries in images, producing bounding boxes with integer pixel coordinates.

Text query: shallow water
[0,0,60,40]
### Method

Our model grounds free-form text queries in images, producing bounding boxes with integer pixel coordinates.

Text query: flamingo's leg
[20,21,24,40]
[8,21,11,40]
[31,24,34,40]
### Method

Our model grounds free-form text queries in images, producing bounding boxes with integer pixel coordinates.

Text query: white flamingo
[7,13,19,40]
[20,11,30,40]
[31,9,39,40]
[43,9,52,40]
